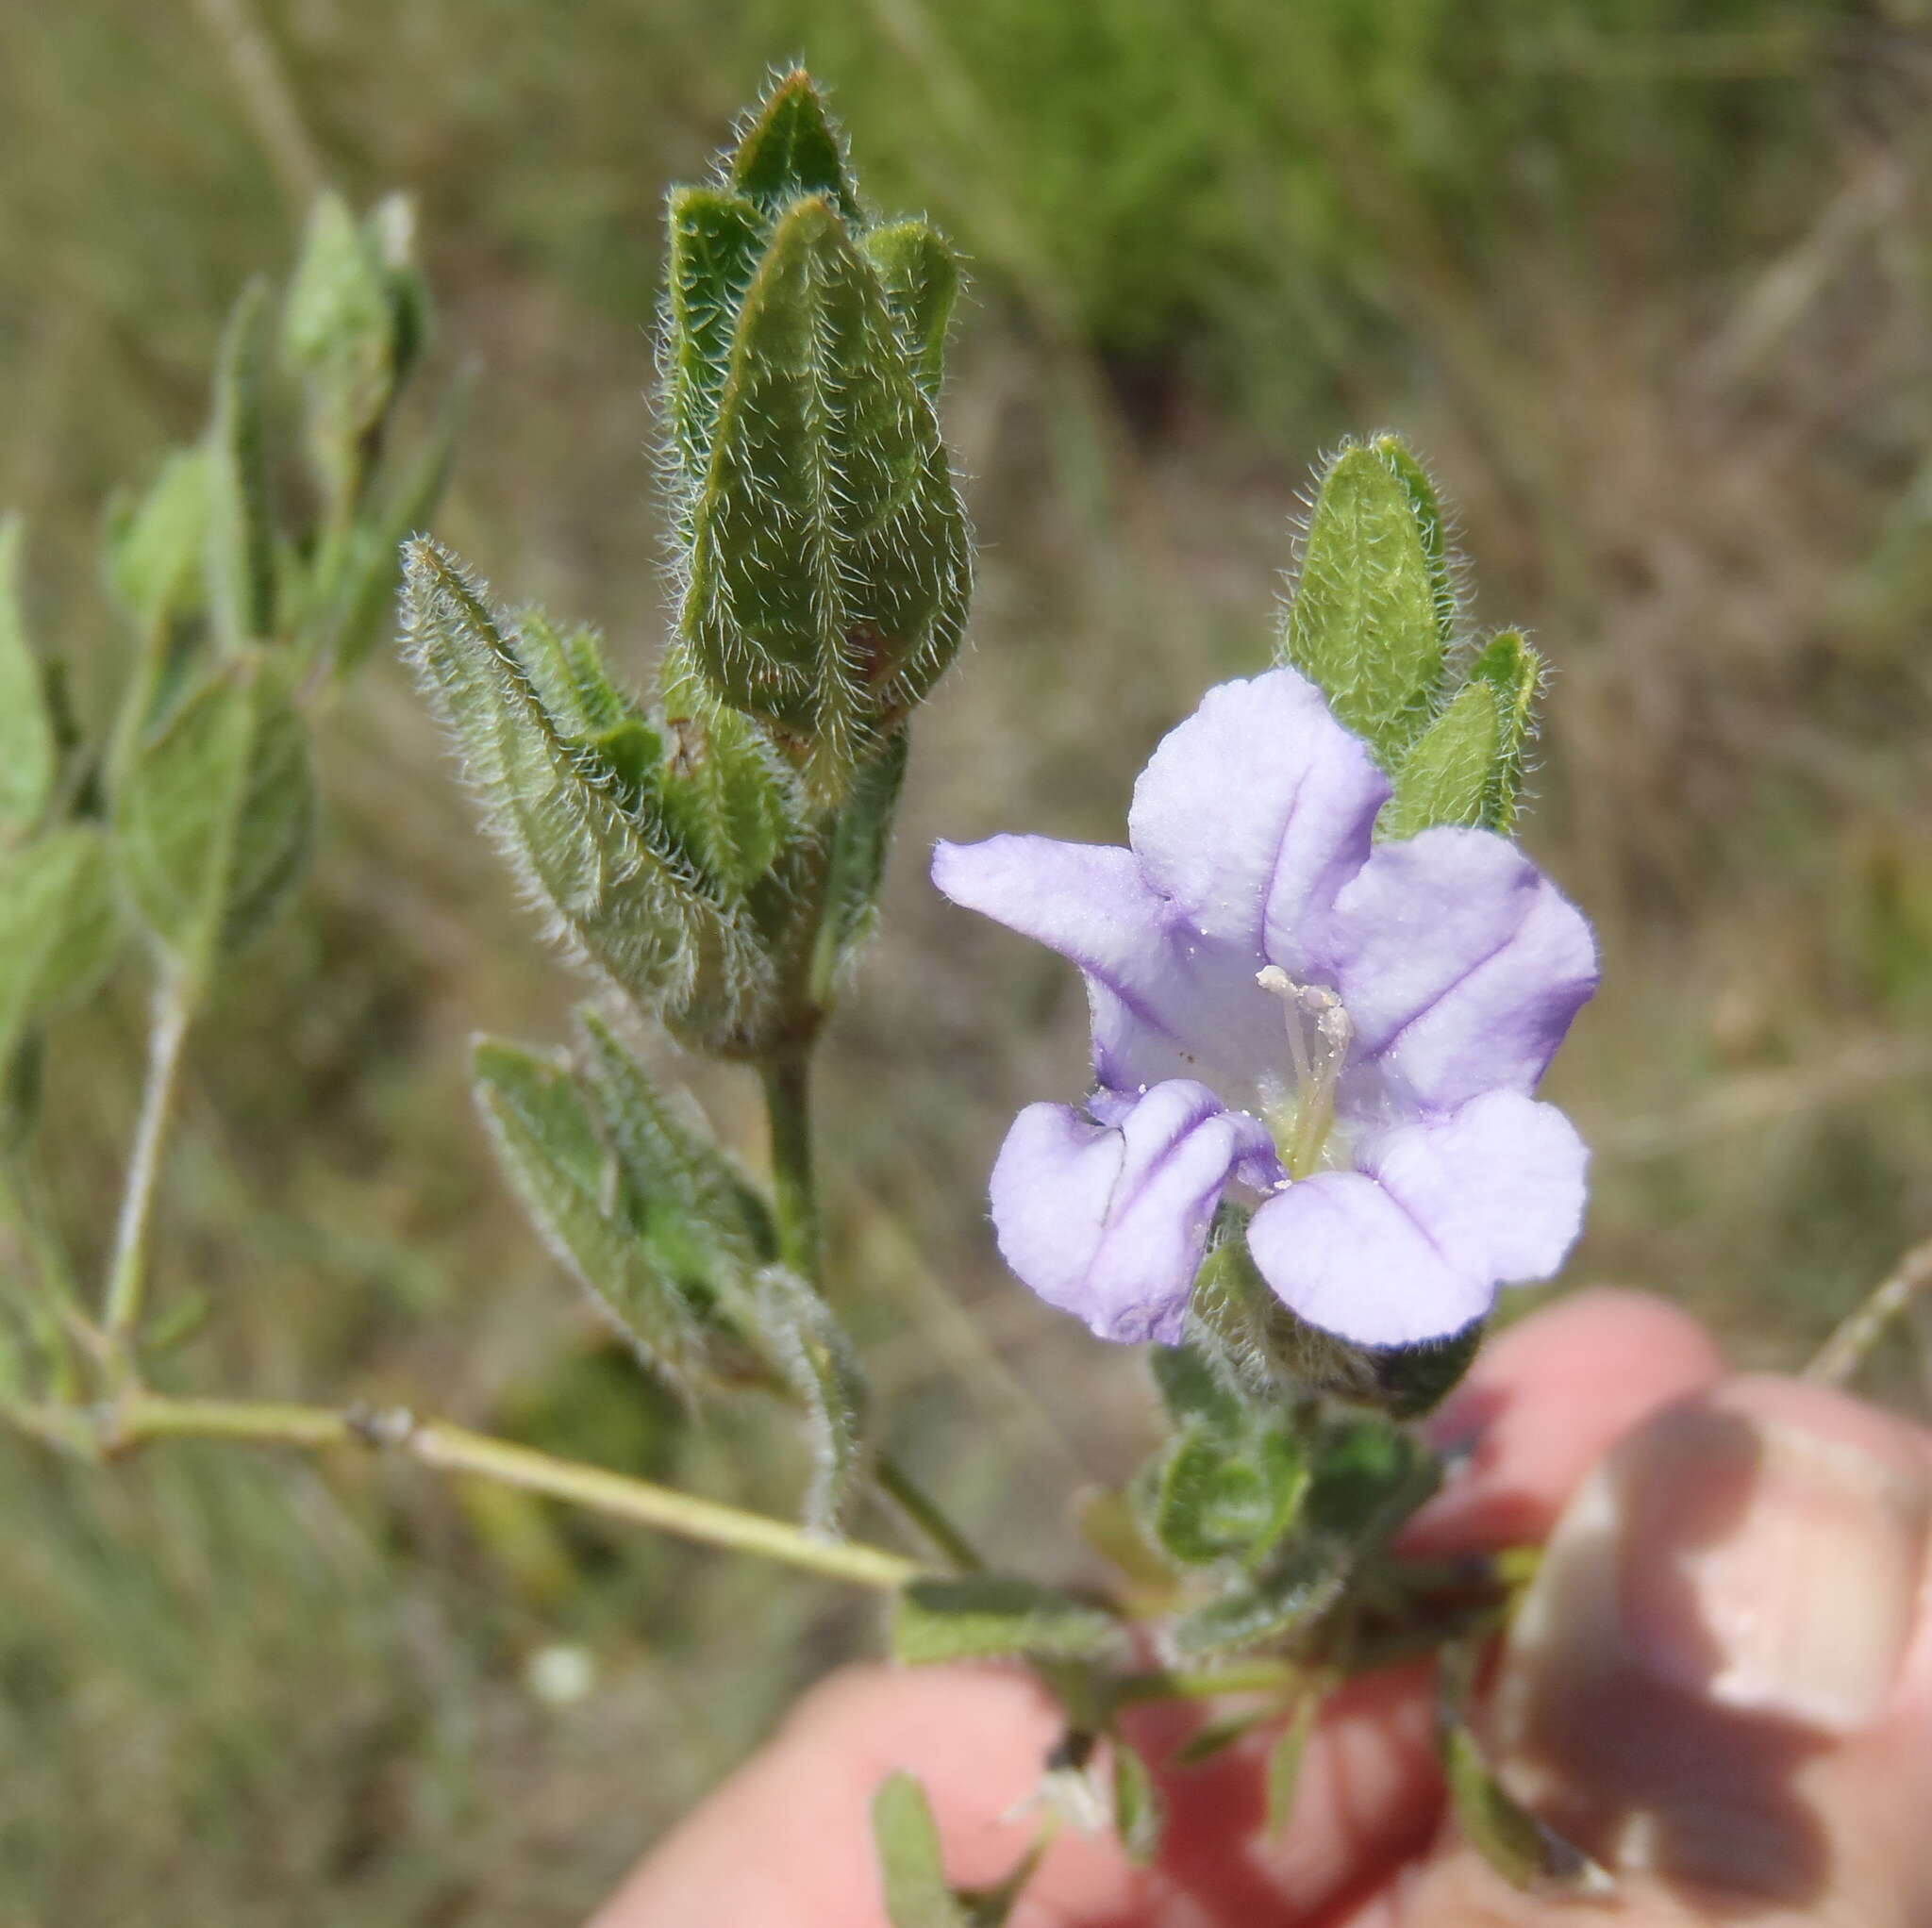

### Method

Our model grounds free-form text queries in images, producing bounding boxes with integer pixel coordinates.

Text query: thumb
[1407,1376,1932,1927]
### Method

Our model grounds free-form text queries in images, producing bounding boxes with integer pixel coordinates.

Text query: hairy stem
[0,1392,926,1591]
[758,1037,984,1572]
[760,1047,822,1286]
[100,977,195,1375]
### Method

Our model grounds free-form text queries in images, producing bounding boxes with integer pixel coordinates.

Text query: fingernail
[1616,1402,1930,1734]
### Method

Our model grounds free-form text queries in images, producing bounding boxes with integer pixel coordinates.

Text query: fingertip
[1404,1288,1725,1555]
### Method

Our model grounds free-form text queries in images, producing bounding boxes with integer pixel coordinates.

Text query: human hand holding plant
[5,70,1927,1925]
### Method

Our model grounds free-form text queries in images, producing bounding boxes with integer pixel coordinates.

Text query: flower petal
[1127,668,1389,972]
[1356,1089,1589,1285]
[1320,826,1597,1112]
[989,1081,1272,1344]
[1247,1171,1488,1348]
[1245,1089,1589,1347]
[932,834,1279,1098]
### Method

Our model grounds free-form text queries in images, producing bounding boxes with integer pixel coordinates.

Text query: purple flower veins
[931,666,1599,1351]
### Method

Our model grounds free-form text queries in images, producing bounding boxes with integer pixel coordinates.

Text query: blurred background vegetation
[4,0,1931,1919]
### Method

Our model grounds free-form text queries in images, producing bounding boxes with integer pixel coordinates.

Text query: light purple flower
[932,666,1598,1351]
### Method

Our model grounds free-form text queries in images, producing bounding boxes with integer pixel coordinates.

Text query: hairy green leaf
[1171,1542,1348,1658]
[205,281,279,653]
[655,698,798,896]
[472,1038,705,1381]
[575,1011,774,1286]
[115,652,313,969]
[662,187,770,507]
[872,1773,970,1928]
[810,728,908,999]
[102,448,212,639]
[1382,630,1541,840]
[680,197,970,798]
[1381,676,1498,839]
[891,1575,1120,1666]
[751,1264,868,1533]
[1110,1742,1164,1866]
[729,70,859,222]
[0,518,57,837]
[1465,630,1541,832]
[1437,1640,1608,1891]
[1265,1694,1320,1837]
[1282,440,1442,761]
[403,541,771,1042]
[865,223,962,398]
[282,191,396,512]
[1370,434,1457,644]
[318,406,456,676]
[0,827,124,1061]
[1152,1425,1306,1569]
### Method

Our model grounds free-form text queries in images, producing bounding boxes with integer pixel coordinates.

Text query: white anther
[1256,965,1294,998]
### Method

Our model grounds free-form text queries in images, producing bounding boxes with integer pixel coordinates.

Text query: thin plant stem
[1806,1235,1932,1387]
[100,976,195,1374]
[758,1037,984,1572]
[760,1047,822,1286]
[0,1391,925,1592]
[875,1453,983,1573]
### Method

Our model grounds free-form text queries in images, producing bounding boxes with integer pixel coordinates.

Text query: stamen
[1255,968,1354,1178]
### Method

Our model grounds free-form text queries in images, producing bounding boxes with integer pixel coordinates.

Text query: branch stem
[758,1037,983,1572]
[1,1392,926,1591]
[101,978,195,1373]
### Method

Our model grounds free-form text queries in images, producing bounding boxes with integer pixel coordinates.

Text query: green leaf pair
[667,72,971,803]
[1278,435,1541,836]
[472,1017,868,1532]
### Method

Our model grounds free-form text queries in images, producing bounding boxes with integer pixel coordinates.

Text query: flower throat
[1256,966,1354,1179]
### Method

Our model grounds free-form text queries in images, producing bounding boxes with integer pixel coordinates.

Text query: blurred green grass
[4,0,1932,1919]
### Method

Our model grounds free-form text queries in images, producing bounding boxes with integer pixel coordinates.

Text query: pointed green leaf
[865,223,961,398]
[102,448,211,637]
[1171,1542,1347,1658]
[1383,629,1542,840]
[681,199,969,798]
[1110,1741,1163,1866]
[1265,1693,1320,1838]
[810,728,908,1000]
[472,1038,705,1381]
[318,403,456,677]
[656,701,797,895]
[1152,1425,1306,1569]
[1437,1640,1609,1891]
[662,187,771,505]
[282,191,396,510]
[891,1576,1121,1666]
[402,541,772,1040]
[1466,630,1541,832]
[872,1773,971,1928]
[0,827,125,1062]
[115,652,313,969]
[1281,441,1442,760]
[751,1264,868,1533]
[1150,1339,1246,1437]
[575,1011,775,1288]
[365,192,432,387]
[1370,434,1457,644]
[205,282,279,653]
[0,519,57,836]
[729,71,859,222]
[1382,677,1497,839]
[1171,1707,1272,1767]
